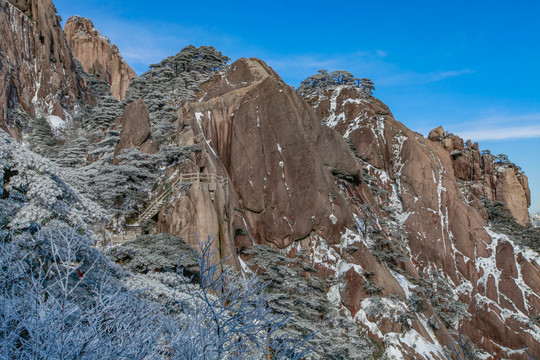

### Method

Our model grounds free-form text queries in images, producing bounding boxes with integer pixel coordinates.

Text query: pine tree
[54,137,90,168]
[28,117,56,156]
[360,78,375,96]
[83,95,123,131]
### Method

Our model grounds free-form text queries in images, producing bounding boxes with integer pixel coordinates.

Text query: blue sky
[54,0,540,214]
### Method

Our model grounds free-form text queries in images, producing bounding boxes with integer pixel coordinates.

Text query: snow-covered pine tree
[83,95,123,131]
[28,117,56,156]
[54,137,90,167]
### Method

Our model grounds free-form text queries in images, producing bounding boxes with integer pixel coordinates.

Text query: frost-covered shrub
[296,69,374,98]
[125,45,226,107]
[370,229,408,272]
[244,245,378,359]
[66,149,156,222]
[54,137,90,167]
[482,197,540,253]
[1,225,316,360]
[0,130,106,230]
[124,45,229,146]
[415,270,470,329]
[446,332,482,360]
[164,237,311,360]
[87,129,120,159]
[151,45,230,74]
[27,116,57,156]
[0,226,163,359]
[112,233,198,275]
[113,234,312,359]
[83,95,123,131]
[152,144,201,166]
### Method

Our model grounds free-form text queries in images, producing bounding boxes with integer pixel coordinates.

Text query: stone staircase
[107,172,228,246]
[109,224,141,245]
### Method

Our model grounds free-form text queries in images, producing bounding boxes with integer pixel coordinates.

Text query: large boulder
[183,58,362,249]
[428,125,444,141]
[113,99,152,162]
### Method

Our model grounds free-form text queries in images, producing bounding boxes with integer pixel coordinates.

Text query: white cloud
[377,68,474,86]
[376,49,388,58]
[457,125,540,141]
[442,113,540,141]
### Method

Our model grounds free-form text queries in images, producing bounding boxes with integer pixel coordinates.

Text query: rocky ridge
[0,3,539,358]
[298,84,539,358]
[153,60,540,357]
[64,16,136,100]
[428,125,531,226]
[0,0,88,139]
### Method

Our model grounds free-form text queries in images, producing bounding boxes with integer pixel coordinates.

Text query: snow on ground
[194,111,219,157]
[385,329,445,360]
[472,227,540,344]
[46,115,66,131]
[476,228,503,303]
[294,228,448,360]
[0,130,106,231]
[390,269,416,299]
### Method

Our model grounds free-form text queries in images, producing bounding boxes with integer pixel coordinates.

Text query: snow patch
[385,329,445,360]
[476,228,502,302]
[390,270,415,299]
[238,257,251,274]
[194,112,203,124]
[46,115,66,130]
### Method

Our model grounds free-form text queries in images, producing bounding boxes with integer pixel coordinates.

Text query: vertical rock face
[426,127,531,225]
[0,0,85,139]
[185,58,362,250]
[157,149,236,269]
[64,16,136,100]
[170,61,450,358]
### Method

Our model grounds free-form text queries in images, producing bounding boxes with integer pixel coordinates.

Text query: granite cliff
[1,2,538,358]
[64,16,136,100]
[0,0,87,139]
[428,126,531,226]
[298,84,539,358]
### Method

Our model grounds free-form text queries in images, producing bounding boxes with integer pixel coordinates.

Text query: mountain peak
[64,15,136,100]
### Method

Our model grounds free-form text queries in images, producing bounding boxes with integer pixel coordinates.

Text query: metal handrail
[107,172,229,247]
[138,172,228,224]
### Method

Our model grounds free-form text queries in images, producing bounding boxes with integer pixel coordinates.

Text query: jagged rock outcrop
[161,60,418,356]
[427,126,531,225]
[157,151,236,268]
[165,59,444,357]
[64,16,136,100]
[0,0,86,139]
[301,84,540,358]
